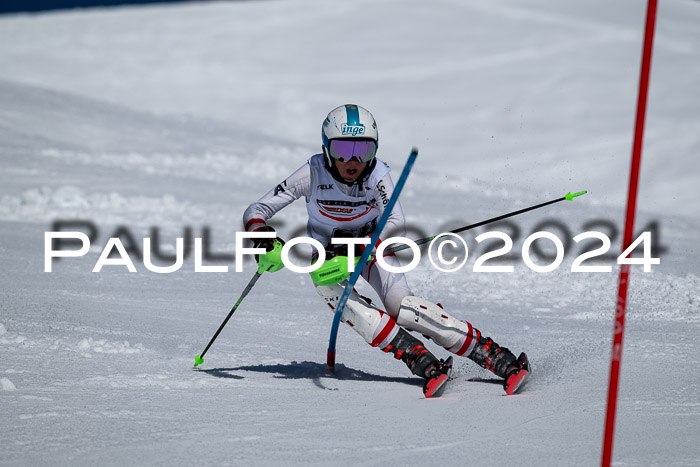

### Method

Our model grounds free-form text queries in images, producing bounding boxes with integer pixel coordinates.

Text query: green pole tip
[565,190,588,201]
[194,355,204,367]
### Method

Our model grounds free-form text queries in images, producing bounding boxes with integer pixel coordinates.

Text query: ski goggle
[328,139,377,163]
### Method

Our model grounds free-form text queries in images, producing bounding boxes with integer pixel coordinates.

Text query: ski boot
[423,357,453,398]
[468,332,529,395]
[383,328,454,398]
[503,352,530,395]
[383,328,438,378]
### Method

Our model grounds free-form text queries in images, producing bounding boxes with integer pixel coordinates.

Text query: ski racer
[243,104,530,396]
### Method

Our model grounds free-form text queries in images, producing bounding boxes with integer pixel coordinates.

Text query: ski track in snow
[1,0,699,466]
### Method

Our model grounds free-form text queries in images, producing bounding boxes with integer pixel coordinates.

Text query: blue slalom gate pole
[326,148,418,370]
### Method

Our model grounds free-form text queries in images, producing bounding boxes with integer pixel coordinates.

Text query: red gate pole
[601,0,658,466]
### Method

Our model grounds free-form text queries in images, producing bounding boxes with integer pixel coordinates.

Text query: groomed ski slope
[1,0,699,465]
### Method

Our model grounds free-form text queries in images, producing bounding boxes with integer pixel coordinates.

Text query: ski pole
[327,148,418,371]
[378,190,588,257]
[194,240,284,368]
[193,269,263,368]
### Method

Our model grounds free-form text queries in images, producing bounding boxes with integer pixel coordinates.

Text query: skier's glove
[252,226,285,265]
[252,225,278,252]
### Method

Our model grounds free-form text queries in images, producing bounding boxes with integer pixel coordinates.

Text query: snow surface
[1,0,699,465]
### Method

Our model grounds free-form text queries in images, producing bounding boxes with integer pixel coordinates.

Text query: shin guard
[316,284,398,348]
[396,296,478,356]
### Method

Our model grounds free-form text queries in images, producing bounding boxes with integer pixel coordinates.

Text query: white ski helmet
[322,104,378,164]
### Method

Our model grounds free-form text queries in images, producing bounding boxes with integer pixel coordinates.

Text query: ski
[423,356,453,398]
[504,352,531,395]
